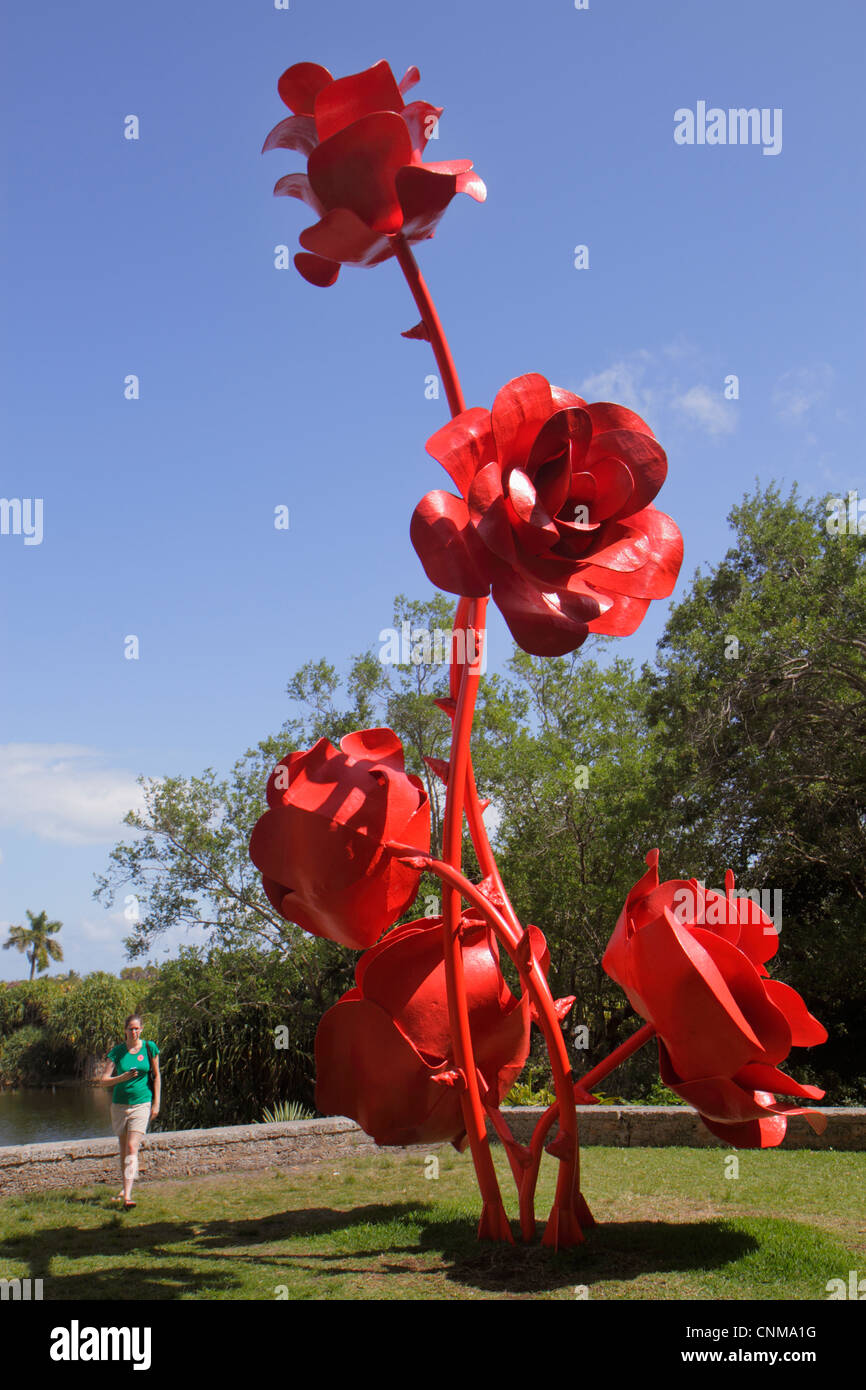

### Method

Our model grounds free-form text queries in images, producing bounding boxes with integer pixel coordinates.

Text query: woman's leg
[117,1129,129,1195]
[122,1131,139,1202]
[123,1114,149,1202]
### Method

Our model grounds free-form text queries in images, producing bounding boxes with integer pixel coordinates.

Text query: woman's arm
[150,1054,161,1116]
[92,1058,136,1088]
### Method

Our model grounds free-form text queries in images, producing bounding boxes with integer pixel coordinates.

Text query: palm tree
[2,910,64,980]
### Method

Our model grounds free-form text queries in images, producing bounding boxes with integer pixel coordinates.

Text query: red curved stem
[393,234,466,417]
[523,1021,658,1220]
[438,596,512,1241]
[453,618,584,1246]
[394,241,509,1240]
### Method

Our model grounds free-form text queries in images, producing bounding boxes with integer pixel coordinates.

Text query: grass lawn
[1,1146,863,1300]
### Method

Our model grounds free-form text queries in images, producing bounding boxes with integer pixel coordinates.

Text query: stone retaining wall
[0,1107,861,1196]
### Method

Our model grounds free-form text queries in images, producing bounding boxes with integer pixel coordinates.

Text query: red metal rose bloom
[410,373,683,656]
[603,851,827,1148]
[315,913,550,1146]
[262,59,486,287]
[249,728,429,951]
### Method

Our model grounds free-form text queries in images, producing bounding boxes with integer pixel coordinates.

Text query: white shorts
[111,1102,151,1138]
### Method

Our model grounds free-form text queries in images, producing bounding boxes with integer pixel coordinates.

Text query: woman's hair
[124,1014,143,1028]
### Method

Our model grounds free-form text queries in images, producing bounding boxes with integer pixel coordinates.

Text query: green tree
[48,972,143,1068]
[2,910,64,980]
[646,483,866,1099]
[95,593,458,962]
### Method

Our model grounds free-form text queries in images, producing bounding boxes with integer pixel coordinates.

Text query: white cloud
[577,346,736,439]
[0,744,146,845]
[79,914,124,944]
[772,365,833,424]
[579,352,658,418]
[671,384,736,436]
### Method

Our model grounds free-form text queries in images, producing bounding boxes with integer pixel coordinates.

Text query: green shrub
[48,972,143,1065]
[140,943,352,1131]
[261,1100,315,1123]
[0,1026,75,1087]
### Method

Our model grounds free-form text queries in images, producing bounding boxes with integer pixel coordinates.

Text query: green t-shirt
[107,1041,159,1106]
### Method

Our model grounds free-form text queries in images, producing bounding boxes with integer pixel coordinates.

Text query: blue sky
[1,0,863,978]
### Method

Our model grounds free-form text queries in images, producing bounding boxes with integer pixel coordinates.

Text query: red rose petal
[733,1063,824,1100]
[410,491,492,597]
[527,408,592,480]
[262,114,319,156]
[398,65,421,97]
[273,172,326,217]
[551,386,588,411]
[394,164,461,241]
[426,407,495,497]
[689,927,791,1065]
[491,570,599,657]
[298,207,393,267]
[313,59,404,142]
[585,428,667,512]
[581,456,634,522]
[339,728,406,772]
[578,508,683,599]
[699,1112,788,1149]
[294,252,340,287]
[628,911,768,1079]
[315,996,460,1144]
[584,589,651,636]
[308,113,413,234]
[401,101,444,158]
[505,468,560,553]
[761,980,828,1047]
[585,402,657,439]
[491,375,557,474]
[278,62,333,115]
[455,169,487,202]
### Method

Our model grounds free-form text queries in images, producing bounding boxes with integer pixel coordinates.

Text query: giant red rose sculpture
[603,851,828,1148]
[249,728,429,951]
[254,55,828,1248]
[316,913,549,1147]
[263,59,486,287]
[410,374,683,656]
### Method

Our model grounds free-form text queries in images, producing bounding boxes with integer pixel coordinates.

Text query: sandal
[123,1200,136,1210]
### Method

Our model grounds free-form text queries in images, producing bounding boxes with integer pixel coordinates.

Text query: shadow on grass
[0,1198,430,1299]
[414,1215,760,1295]
[0,1190,762,1298]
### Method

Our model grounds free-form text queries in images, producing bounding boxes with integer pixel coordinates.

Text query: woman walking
[94,1014,160,1209]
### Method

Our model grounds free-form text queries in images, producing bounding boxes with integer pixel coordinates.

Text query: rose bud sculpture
[315,913,551,1147]
[602,850,828,1147]
[254,58,827,1246]
[263,59,486,287]
[249,728,429,951]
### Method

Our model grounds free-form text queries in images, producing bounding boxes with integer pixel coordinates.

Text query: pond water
[0,1086,113,1147]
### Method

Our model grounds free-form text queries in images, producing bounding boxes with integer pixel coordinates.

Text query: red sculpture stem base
[523,1020,658,1216]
